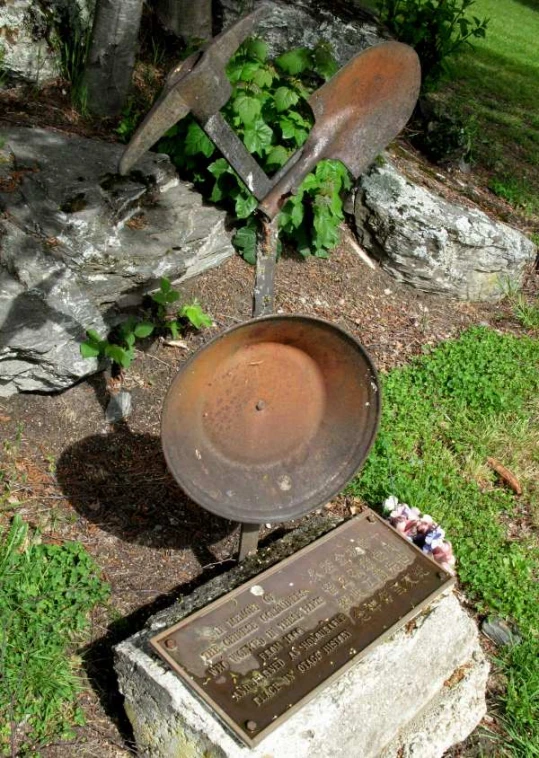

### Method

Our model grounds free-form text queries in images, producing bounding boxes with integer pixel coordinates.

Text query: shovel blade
[259,41,421,218]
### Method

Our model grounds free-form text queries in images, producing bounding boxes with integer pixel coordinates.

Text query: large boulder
[220,0,385,66]
[354,159,536,301]
[0,127,234,396]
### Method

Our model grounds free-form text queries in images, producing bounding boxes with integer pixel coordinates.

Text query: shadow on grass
[513,0,539,11]
[443,44,539,210]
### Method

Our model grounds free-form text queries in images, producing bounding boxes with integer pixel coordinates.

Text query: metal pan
[161,315,380,523]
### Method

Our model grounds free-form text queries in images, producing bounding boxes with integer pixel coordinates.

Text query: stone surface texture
[221,0,385,66]
[0,0,92,84]
[0,127,233,396]
[115,518,488,758]
[354,159,536,301]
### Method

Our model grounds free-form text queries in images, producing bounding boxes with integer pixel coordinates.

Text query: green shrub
[155,38,351,260]
[376,0,489,87]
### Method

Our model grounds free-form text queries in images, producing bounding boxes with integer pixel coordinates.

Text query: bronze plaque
[151,512,454,746]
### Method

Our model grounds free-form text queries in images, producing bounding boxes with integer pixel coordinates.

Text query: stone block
[115,519,488,758]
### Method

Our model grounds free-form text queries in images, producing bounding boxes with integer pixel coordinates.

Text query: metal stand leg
[253,216,279,317]
[238,523,260,561]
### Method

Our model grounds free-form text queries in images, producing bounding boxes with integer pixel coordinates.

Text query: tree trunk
[84,0,144,117]
[155,0,213,43]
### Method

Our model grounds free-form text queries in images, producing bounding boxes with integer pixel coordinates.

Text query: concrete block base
[115,519,488,758]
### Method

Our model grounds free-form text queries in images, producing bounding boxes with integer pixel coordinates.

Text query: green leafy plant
[349,327,539,752]
[59,25,92,112]
[156,38,351,260]
[150,277,212,339]
[376,0,489,87]
[80,277,212,370]
[0,515,108,755]
[80,317,155,370]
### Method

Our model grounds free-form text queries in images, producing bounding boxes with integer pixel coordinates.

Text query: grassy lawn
[349,327,539,755]
[443,0,539,215]
[0,514,108,755]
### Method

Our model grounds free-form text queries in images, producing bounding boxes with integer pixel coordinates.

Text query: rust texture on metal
[151,512,454,747]
[161,315,381,523]
[119,5,270,176]
[259,41,420,218]
[253,215,280,316]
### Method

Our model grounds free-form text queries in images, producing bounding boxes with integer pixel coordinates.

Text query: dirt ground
[1,232,537,756]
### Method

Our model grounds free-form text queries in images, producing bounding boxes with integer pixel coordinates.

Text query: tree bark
[155,0,213,43]
[84,0,144,117]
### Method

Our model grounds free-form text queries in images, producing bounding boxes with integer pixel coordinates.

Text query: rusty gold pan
[161,315,380,523]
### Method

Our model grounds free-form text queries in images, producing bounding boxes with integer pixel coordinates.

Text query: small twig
[345,232,377,270]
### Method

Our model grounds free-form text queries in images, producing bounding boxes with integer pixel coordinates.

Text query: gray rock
[481,617,521,648]
[354,159,536,301]
[0,0,93,84]
[221,0,385,67]
[115,517,488,758]
[106,390,133,423]
[0,127,234,396]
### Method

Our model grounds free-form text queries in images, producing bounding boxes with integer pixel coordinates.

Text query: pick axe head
[119,5,270,176]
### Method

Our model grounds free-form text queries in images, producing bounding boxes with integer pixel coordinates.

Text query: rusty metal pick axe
[119,5,420,317]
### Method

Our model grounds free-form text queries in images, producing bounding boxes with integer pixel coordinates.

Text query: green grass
[0,515,109,756]
[349,327,539,755]
[440,0,539,215]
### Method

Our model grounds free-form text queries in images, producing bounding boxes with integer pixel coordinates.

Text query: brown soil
[0,80,538,757]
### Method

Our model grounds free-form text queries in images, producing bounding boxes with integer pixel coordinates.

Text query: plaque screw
[437,571,446,580]
[246,720,258,732]
[164,638,178,650]
[367,514,375,523]
[255,400,266,411]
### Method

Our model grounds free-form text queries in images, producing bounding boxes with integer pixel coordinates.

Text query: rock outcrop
[220,0,385,66]
[0,127,233,396]
[354,159,536,301]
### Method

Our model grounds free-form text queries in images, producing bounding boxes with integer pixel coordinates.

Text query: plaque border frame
[150,510,455,747]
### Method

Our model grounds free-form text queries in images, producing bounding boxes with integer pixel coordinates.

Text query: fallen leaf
[487,457,522,495]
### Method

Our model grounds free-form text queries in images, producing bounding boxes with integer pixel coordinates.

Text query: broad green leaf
[275,47,312,75]
[208,158,230,178]
[233,224,257,264]
[105,343,131,368]
[125,332,136,347]
[85,329,102,344]
[274,86,300,112]
[184,122,215,158]
[266,145,290,167]
[159,277,171,293]
[243,120,273,154]
[134,322,155,338]
[210,181,225,202]
[235,191,258,219]
[180,303,212,329]
[227,61,261,84]
[252,66,274,88]
[80,342,100,359]
[233,93,262,125]
[165,290,180,304]
[242,37,268,62]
